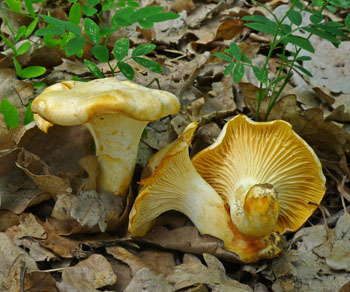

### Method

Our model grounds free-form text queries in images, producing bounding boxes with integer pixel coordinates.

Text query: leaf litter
[1,0,350,291]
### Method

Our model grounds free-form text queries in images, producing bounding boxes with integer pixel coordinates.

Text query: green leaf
[117,61,134,80]
[131,6,164,21]
[311,0,323,7]
[0,99,20,129]
[82,4,98,16]
[113,38,129,61]
[223,62,235,76]
[294,64,313,77]
[15,26,27,43]
[132,57,162,73]
[5,0,22,13]
[132,44,156,57]
[287,10,302,26]
[242,15,271,24]
[84,59,104,78]
[345,14,350,28]
[69,3,81,25]
[0,35,16,54]
[24,0,35,17]
[87,0,99,5]
[33,82,46,88]
[241,53,252,64]
[25,18,38,37]
[253,66,266,83]
[39,14,65,27]
[233,63,244,83]
[19,66,46,78]
[296,55,312,61]
[84,18,101,44]
[310,14,323,24]
[12,57,22,76]
[138,19,154,29]
[17,41,31,56]
[280,24,292,35]
[229,42,241,61]
[23,100,34,125]
[214,52,232,62]
[146,12,179,22]
[35,26,65,36]
[111,6,135,27]
[302,27,340,45]
[65,22,82,35]
[316,23,347,38]
[244,22,277,35]
[66,36,86,56]
[92,45,109,62]
[283,35,315,53]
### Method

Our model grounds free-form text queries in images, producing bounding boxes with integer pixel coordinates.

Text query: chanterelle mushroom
[129,122,284,263]
[31,78,180,196]
[192,114,326,238]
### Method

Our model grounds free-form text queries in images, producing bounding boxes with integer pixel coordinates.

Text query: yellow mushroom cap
[31,77,180,127]
[192,114,326,234]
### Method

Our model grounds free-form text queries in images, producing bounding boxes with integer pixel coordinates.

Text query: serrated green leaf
[83,4,98,16]
[25,18,38,37]
[214,52,232,62]
[118,61,134,80]
[233,63,244,83]
[24,0,35,17]
[5,0,22,13]
[84,59,104,78]
[84,18,101,43]
[283,35,315,53]
[19,66,46,78]
[287,10,302,26]
[113,38,129,61]
[0,99,20,129]
[132,44,156,57]
[132,57,162,73]
[229,42,241,61]
[223,62,235,76]
[23,100,34,125]
[92,45,109,62]
[66,36,86,56]
[17,41,31,56]
[69,3,81,25]
[15,26,27,43]
[146,12,179,22]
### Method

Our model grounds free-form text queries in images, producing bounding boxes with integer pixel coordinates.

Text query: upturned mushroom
[192,114,326,238]
[129,122,285,263]
[31,78,180,196]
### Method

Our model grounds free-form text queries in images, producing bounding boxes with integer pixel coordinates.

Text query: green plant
[215,0,350,121]
[0,99,34,129]
[1,0,47,79]
[34,0,179,79]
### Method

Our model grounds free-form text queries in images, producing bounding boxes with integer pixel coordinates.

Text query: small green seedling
[0,99,34,130]
[215,0,350,121]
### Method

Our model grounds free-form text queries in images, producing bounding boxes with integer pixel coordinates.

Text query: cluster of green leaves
[0,99,34,130]
[1,0,46,79]
[215,0,350,121]
[1,0,179,81]
[34,1,178,79]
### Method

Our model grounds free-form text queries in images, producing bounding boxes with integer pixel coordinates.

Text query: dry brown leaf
[167,253,252,291]
[138,225,241,263]
[24,271,58,292]
[124,267,172,292]
[0,210,19,232]
[78,155,98,191]
[18,213,46,239]
[57,254,117,292]
[171,0,195,13]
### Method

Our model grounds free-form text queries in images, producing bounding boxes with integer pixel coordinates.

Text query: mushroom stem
[84,112,148,195]
[230,182,280,239]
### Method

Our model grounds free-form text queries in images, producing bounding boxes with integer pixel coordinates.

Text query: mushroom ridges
[192,114,326,237]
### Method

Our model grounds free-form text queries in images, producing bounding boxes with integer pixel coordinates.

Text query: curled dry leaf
[167,253,252,291]
[17,213,46,239]
[57,254,117,292]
